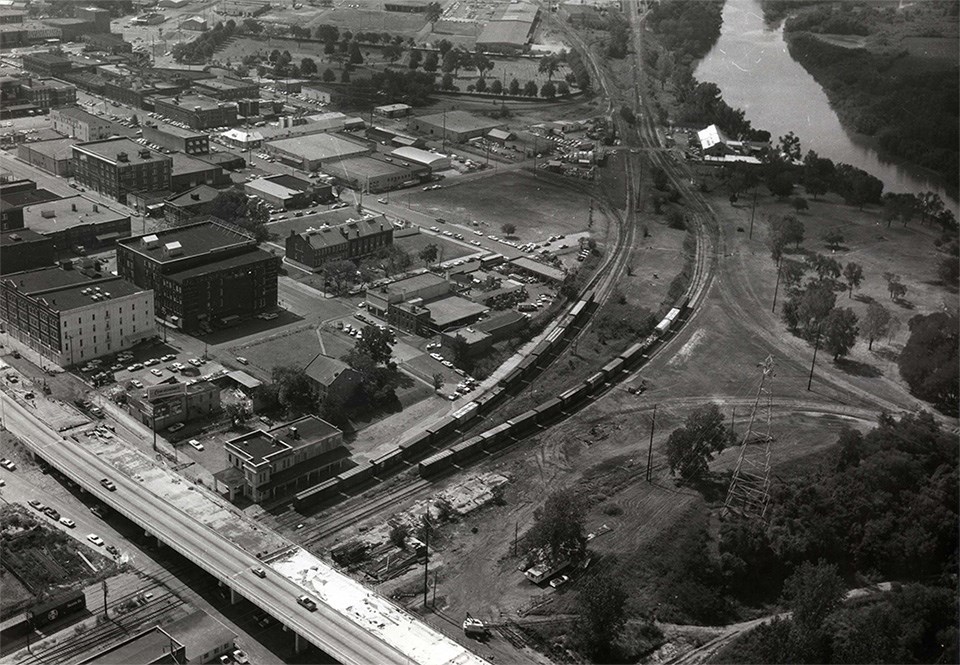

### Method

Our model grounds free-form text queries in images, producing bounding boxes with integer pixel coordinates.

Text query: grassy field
[394,231,476,263]
[406,170,597,246]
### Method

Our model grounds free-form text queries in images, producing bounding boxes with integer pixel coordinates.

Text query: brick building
[284,216,393,270]
[72,138,172,204]
[154,95,238,130]
[50,106,113,141]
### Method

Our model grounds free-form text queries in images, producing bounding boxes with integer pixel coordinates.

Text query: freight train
[294,292,690,509]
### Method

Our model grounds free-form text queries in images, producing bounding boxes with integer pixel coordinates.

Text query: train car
[654,315,673,335]
[473,388,503,414]
[665,307,681,323]
[544,326,565,347]
[398,430,433,458]
[294,477,341,508]
[507,409,540,434]
[559,382,590,409]
[371,448,406,474]
[337,462,374,489]
[427,415,459,441]
[419,449,455,477]
[451,401,479,425]
[619,341,648,365]
[499,367,523,389]
[515,355,538,379]
[534,397,564,422]
[568,299,588,321]
[601,357,626,381]
[29,590,86,629]
[479,422,513,450]
[585,371,607,392]
[450,436,485,463]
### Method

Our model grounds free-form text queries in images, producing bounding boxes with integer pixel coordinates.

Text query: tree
[861,302,892,351]
[441,48,458,74]
[432,373,444,390]
[522,80,538,97]
[540,80,556,98]
[300,57,317,77]
[808,253,841,283]
[474,76,486,92]
[526,488,585,559]
[408,49,422,69]
[440,73,454,89]
[843,262,863,298]
[423,51,438,72]
[322,67,336,82]
[425,1,441,25]
[489,78,503,95]
[437,39,452,56]
[537,54,560,80]
[791,196,808,213]
[508,78,521,95]
[823,230,844,250]
[619,105,635,124]
[353,326,394,365]
[473,52,492,79]
[784,281,836,337]
[782,259,806,288]
[889,279,907,302]
[918,191,945,225]
[349,41,363,64]
[224,401,247,426]
[778,131,802,161]
[781,561,845,631]
[501,223,516,236]
[341,68,351,83]
[938,255,960,287]
[822,307,858,360]
[314,23,338,41]
[575,567,629,659]
[383,43,402,62]
[419,243,439,265]
[324,259,356,295]
[271,366,318,416]
[898,312,959,414]
[768,171,795,199]
[665,403,732,479]
[556,80,570,96]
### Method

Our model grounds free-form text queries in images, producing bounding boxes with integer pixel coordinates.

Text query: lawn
[394,230,475,263]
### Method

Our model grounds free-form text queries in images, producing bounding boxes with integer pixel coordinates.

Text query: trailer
[524,557,571,584]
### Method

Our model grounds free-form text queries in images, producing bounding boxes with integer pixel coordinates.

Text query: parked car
[549,575,570,588]
[87,534,104,546]
[59,517,76,528]
[236,357,249,365]
[251,567,266,578]
[188,439,204,451]
[168,423,185,433]
[0,458,15,471]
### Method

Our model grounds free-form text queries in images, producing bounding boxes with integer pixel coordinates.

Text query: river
[694,0,957,210]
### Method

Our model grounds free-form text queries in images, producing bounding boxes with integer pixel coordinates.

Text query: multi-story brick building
[141,123,209,155]
[72,138,172,204]
[154,95,237,130]
[127,379,221,431]
[21,51,72,77]
[116,220,279,332]
[0,265,155,366]
[193,76,258,101]
[0,228,56,275]
[51,106,113,141]
[21,78,77,109]
[284,215,393,270]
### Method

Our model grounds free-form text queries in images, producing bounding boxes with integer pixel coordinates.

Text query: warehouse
[264,132,369,171]
[18,137,75,176]
[142,123,209,155]
[23,194,131,254]
[169,152,226,192]
[388,146,451,172]
[0,228,55,275]
[50,107,112,142]
[321,155,427,193]
[409,110,506,144]
[154,95,238,130]
[374,103,412,118]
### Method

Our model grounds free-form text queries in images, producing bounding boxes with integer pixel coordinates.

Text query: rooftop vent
[8,233,21,241]
[40,209,55,219]
[142,234,159,249]
[163,241,183,257]
[288,426,299,439]
[117,151,129,162]
[139,149,151,159]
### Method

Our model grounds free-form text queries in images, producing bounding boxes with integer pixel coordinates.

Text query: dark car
[44,506,60,520]
[100,478,117,491]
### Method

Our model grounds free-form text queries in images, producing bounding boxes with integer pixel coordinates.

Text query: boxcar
[559,382,590,408]
[372,448,406,473]
[419,449,455,477]
[534,397,564,422]
[507,409,540,434]
[585,371,607,391]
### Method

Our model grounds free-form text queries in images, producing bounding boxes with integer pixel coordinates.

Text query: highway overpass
[1,392,487,665]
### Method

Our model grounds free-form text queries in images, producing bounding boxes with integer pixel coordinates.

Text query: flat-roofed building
[244,176,303,209]
[161,611,237,665]
[21,51,72,77]
[142,123,209,155]
[83,32,133,54]
[0,265,156,366]
[22,194,131,254]
[117,220,280,331]
[72,138,172,204]
[0,228,55,275]
[285,215,393,270]
[163,184,220,225]
[154,94,238,130]
[220,128,262,150]
[222,415,349,503]
[77,626,184,665]
[50,106,112,141]
[17,137,75,176]
[507,255,566,283]
[388,146,451,171]
[365,271,486,334]
[0,180,60,231]
[127,378,220,430]
[21,78,76,109]
[374,103,412,118]
[264,132,369,171]
[169,151,225,192]
[409,110,506,143]
[193,76,258,101]
[321,155,427,193]
[181,15,208,31]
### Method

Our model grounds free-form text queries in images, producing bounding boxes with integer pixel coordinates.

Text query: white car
[442,360,454,368]
[188,439,204,451]
[150,369,163,377]
[430,353,443,361]
[232,649,250,664]
[0,458,15,471]
[59,517,76,528]
[236,357,249,365]
[87,534,104,546]
[377,198,388,204]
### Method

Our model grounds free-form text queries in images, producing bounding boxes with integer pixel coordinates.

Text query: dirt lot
[405,170,599,248]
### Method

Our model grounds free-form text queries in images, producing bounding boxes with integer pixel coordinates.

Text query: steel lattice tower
[722,356,776,520]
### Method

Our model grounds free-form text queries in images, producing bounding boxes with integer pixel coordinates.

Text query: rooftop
[2,267,147,312]
[0,187,60,210]
[78,626,181,665]
[169,151,218,175]
[509,256,565,281]
[146,122,207,138]
[322,155,420,180]
[157,94,235,112]
[118,220,254,264]
[475,309,527,333]
[304,354,354,387]
[73,137,170,166]
[165,184,221,207]
[21,136,75,161]
[23,195,127,235]
[162,610,235,664]
[267,132,368,161]
[375,103,411,113]
[501,1,539,22]
[221,128,263,142]
[165,247,276,283]
[53,106,109,125]
[226,415,341,466]
[698,124,728,150]
[0,228,49,247]
[425,295,488,327]
[476,20,534,46]
[195,76,256,91]
[22,51,71,65]
[383,271,448,297]
[389,146,448,165]
[414,110,505,134]
[246,177,300,200]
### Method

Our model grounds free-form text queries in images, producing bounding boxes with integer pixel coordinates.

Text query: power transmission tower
[722,355,775,520]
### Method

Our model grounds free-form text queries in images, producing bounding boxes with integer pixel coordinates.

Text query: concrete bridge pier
[294,632,307,654]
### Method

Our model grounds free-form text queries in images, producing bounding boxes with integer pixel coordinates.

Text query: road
[0,391,487,665]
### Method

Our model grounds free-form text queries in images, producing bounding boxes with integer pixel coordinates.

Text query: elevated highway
[1,391,487,665]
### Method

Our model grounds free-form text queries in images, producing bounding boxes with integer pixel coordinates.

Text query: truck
[462,614,489,638]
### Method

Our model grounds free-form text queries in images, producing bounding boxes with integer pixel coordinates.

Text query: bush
[389,524,409,549]
[602,503,623,516]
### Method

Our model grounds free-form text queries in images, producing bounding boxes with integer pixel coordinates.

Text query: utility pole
[513,521,518,556]
[422,514,430,609]
[771,256,783,313]
[432,573,437,608]
[807,324,822,391]
[730,406,736,439]
[748,186,758,239]
[102,579,108,617]
[645,404,657,481]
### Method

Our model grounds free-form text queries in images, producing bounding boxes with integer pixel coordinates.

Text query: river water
[694,0,957,209]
